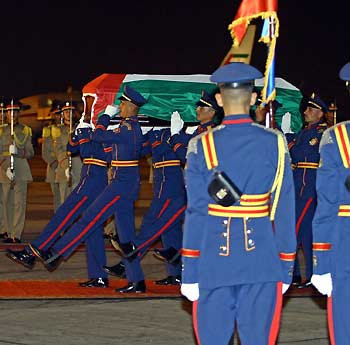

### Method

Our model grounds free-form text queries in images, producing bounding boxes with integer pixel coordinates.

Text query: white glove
[185,126,198,135]
[152,126,165,131]
[281,112,294,134]
[181,283,199,301]
[104,104,120,118]
[311,273,333,297]
[282,283,290,294]
[9,144,18,155]
[170,111,184,136]
[65,168,70,180]
[141,127,153,135]
[6,167,14,181]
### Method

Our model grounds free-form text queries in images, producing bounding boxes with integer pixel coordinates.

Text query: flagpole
[266,16,276,129]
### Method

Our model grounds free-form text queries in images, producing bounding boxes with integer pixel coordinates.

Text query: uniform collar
[305,120,325,130]
[221,114,253,125]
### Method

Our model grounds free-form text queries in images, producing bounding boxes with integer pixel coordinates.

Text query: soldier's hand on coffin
[104,104,120,118]
[185,126,198,135]
[311,273,332,296]
[181,283,199,301]
[9,144,18,155]
[141,127,153,135]
[170,111,184,136]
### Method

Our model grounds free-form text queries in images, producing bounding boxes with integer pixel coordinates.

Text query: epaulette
[51,126,62,139]
[186,125,224,156]
[22,125,32,137]
[319,126,336,151]
[42,126,51,138]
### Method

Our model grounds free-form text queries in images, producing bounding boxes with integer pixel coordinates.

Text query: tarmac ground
[0,156,331,345]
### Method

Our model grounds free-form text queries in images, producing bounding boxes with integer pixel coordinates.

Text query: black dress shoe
[155,275,181,286]
[103,262,126,277]
[153,247,181,264]
[29,244,62,272]
[115,280,146,293]
[79,277,109,288]
[292,275,302,286]
[6,249,36,269]
[0,232,8,239]
[3,237,21,243]
[297,280,313,289]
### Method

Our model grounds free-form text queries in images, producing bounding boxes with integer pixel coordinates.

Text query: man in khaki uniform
[41,105,63,212]
[0,101,34,243]
[51,102,82,204]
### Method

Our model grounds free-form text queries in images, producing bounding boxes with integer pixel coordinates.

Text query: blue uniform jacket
[93,115,142,198]
[170,121,216,165]
[142,128,186,198]
[289,121,327,199]
[182,114,296,288]
[312,121,350,279]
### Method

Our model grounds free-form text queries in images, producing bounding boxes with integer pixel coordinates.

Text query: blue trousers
[195,282,283,345]
[50,178,141,282]
[32,173,108,278]
[294,196,316,280]
[328,276,350,345]
[129,195,186,281]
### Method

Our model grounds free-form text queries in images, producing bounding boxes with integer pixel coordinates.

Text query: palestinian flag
[82,74,216,125]
[82,73,303,133]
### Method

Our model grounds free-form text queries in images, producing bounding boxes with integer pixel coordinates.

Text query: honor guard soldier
[288,93,328,288]
[310,62,350,345]
[7,112,112,287]
[105,127,186,285]
[41,103,63,212]
[0,101,34,243]
[24,86,147,293]
[180,62,296,345]
[53,101,82,204]
[169,90,222,166]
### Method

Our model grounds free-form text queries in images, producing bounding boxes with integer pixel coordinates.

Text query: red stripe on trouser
[39,196,88,249]
[295,197,313,236]
[328,296,335,345]
[137,205,186,251]
[268,282,283,345]
[58,195,121,255]
[192,300,201,345]
[157,199,171,219]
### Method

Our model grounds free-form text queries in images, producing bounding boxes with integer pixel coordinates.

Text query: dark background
[0,1,349,120]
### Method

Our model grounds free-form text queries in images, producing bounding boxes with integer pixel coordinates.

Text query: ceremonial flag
[228,0,279,106]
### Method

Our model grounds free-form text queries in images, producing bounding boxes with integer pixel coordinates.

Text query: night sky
[0,1,349,119]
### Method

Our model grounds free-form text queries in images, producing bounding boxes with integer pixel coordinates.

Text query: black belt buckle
[345,176,350,192]
[208,171,242,207]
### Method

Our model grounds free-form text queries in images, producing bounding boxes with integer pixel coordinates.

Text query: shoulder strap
[334,124,350,168]
[201,128,218,170]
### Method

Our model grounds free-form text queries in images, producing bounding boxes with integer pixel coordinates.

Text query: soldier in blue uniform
[150,90,222,264]
[288,93,328,288]
[6,113,111,287]
[169,90,222,166]
[27,86,147,294]
[105,127,186,285]
[311,61,350,345]
[180,62,296,345]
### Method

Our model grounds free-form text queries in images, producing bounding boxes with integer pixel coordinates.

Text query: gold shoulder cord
[270,134,285,221]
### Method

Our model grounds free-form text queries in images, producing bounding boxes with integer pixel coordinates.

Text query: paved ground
[0,156,332,344]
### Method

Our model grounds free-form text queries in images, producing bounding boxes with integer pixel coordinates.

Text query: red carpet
[0,280,323,300]
[0,279,181,299]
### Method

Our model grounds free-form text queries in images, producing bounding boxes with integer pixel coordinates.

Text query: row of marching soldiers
[4,87,223,292]
[1,82,338,294]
